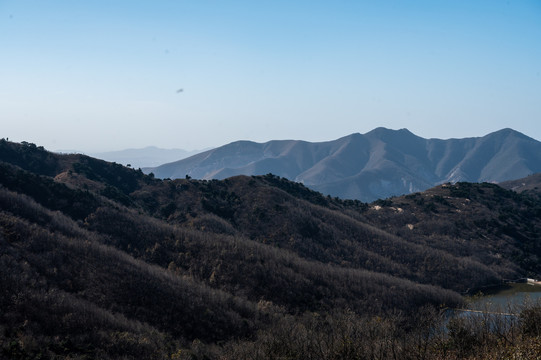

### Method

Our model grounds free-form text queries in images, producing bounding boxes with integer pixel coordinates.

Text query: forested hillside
[1,139,540,359]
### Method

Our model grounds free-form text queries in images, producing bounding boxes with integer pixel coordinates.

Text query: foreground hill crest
[147,127,541,202]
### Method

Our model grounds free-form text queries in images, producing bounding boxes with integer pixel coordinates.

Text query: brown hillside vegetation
[1,139,540,359]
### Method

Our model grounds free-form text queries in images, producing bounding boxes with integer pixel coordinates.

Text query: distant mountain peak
[487,128,533,140]
[90,147,206,168]
[366,127,413,135]
[365,127,420,141]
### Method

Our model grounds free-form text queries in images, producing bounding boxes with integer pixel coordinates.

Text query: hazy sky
[1,1,540,152]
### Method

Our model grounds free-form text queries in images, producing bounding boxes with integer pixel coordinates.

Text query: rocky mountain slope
[147,128,541,202]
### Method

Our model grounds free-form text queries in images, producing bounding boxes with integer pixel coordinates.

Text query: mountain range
[1,138,541,358]
[88,146,205,168]
[147,128,541,202]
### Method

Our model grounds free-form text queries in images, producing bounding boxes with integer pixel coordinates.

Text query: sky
[1,0,540,152]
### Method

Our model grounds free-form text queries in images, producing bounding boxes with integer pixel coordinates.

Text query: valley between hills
[1,138,540,359]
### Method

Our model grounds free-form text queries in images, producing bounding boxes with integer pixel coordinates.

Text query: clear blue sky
[1,0,540,151]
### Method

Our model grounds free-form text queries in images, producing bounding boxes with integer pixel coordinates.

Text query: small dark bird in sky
[176,89,183,93]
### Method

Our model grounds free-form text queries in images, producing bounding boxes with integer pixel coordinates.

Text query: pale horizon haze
[1,1,540,152]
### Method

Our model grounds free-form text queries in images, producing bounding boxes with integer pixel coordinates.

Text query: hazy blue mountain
[90,146,206,168]
[147,128,541,201]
